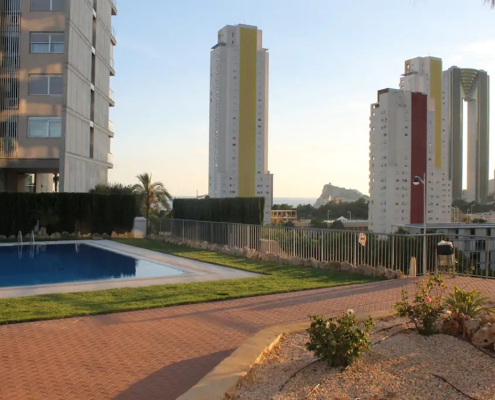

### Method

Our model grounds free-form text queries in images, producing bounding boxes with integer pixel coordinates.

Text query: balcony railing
[110,0,117,15]
[109,88,115,105]
[0,137,17,158]
[110,27,117,45]
[107,152,113,165]
[108,120,114,133]
[110,57,115,75]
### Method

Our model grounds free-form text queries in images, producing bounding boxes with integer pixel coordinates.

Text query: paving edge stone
[176,309,395,400]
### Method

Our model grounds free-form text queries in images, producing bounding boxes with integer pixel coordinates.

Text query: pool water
[0,244,185,288]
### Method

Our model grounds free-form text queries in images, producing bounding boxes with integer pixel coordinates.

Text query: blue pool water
[0,244,185,288]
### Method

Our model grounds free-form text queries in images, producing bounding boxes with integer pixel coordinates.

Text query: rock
[200,241,209,250]
[0,235,6,241]
[81,233,92,238]
[348,265,359,274]
[111,231,119,238]
[288,256,301,266]
[49,232,61,239]
[442,319,460,335]
[317,261,328,269]
[341,262,352,272]
[374,265,387,277]
[303,259,312,268]
[280,257,289,265]
[38,227,49,238]
[246,250,259,260]
[394,270,404,279]
[358,264,375,276]
[385,269,396,280]
[309,259,319,269]
[8,235,15,240]
[471,325,495,348]
[328,261,342,271]
[221,245,230,254]
[102,233,111,239]
[463,318,481,340]
[61,231,70,238]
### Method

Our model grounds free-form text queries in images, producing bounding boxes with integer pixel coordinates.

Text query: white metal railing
[108,119,114,132]
[109,88,115,102]
[110,57,115,71]
[110,0,117,13]
[158,219,495,279]
[111,27,116,43]
[17,230,22,244]
[107,152,113,164]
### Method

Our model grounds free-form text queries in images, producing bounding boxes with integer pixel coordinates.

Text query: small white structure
[132,217,147,239]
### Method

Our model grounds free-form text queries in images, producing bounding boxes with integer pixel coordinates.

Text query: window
[30,32,64,53]
[29,75,63,95]
[28,117,62,138]
[31,0,65,10]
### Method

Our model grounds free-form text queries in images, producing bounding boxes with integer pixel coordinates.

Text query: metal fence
[158,219,495,279]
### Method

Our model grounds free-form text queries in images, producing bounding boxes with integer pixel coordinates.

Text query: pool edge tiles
[0,240,259,299]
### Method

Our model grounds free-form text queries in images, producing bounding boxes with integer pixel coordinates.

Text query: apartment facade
[369,57,452,233]
[208,24,273,224]
[443,67,490,202]
[0,0,116,193]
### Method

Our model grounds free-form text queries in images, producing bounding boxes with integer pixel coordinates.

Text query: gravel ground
[233,318,495,400]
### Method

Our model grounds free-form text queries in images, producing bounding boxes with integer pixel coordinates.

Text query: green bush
[173,197,265,225]
[305,312,374,368]
[394,275,447,335]
[444,284,495,318]
[0,193,139,236]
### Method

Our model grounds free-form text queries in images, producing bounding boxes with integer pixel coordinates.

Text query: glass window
[28,117,62,138]
[30,32,64,53]
[31,0,64,10]
[29,75,63,95]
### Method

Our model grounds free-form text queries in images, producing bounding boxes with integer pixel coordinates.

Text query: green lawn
[0,239,379,325]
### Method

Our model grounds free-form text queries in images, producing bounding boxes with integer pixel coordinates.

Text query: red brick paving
[0,277,494,400]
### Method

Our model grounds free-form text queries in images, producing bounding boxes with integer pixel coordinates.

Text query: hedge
[0,193,139,236]
[172,197,265,225]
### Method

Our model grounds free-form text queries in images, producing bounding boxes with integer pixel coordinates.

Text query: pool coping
[0,240,259,298]
[176,310,395,400]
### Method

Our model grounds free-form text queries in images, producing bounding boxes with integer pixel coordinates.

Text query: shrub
[394,274,447,335]
[444,284,495,318]
[305,312,374,368]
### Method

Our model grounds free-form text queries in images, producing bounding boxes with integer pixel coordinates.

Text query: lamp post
[348,211,351,220]
[413,174,427,274]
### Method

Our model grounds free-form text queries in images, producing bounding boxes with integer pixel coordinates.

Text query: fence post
[353,233,357,266]
[182,220,185,241]
[391,235,395,270]
[486,238,490,278]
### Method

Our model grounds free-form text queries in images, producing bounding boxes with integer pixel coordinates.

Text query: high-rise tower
[443,67,490,202]
[208,24,273,224]
[0,0,116,193]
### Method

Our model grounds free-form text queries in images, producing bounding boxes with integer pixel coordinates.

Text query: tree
[132,173,173,231]
[89,183,134,195]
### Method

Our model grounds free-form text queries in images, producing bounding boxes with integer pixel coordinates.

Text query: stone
[288,256,301,266]
[38,227,49,238]
[341,262,352,272]
[8,235,15,240]
[394,270,404,279]
[471,325,495,348]
[61,231,70,238]
[102,233,111,239]
[0,235,6,241]
[358,264,375,276]
[480,315,495,327]
[309,259,319,269]
[385,269,396,280]
[246,250,259,260]
[328,261,342,271]
[81,233,92,238]
[348,265,359,274]
[50,232,61,240]
[317,261,327,269]
[374,265,387,277]
[111,231,119,238]
[441,319,460,336]
[303,259,312,268]
[200,241,209,250]
[463,318,481,340]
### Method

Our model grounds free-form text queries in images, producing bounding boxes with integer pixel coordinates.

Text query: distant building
[271,210,297,225]
[0,0,117,193]
[208,24,273,224]
[443,67,490,202]
[369,57,452,233]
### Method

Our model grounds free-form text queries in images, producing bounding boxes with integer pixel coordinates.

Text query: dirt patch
[233,318,495,400]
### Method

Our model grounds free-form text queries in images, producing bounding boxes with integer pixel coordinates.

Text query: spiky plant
[444,284,495,318]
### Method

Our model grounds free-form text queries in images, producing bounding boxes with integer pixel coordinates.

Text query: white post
[423,172,427,275]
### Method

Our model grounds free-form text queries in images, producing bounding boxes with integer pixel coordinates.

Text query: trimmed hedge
[173,197,265,225]
[0,193,139,236]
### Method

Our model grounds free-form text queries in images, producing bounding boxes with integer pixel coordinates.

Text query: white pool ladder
[31,230,35,245]
[17,230,23,244]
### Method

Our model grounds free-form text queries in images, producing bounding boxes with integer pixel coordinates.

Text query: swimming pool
[0,243,185,288]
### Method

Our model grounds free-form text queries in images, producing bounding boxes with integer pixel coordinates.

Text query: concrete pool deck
[0,240,259,299]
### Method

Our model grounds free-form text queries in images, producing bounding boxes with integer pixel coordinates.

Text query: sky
[108,0,495,199]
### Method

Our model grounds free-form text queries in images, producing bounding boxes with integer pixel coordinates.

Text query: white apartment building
[369,58,451,233]
[208,24,273,224]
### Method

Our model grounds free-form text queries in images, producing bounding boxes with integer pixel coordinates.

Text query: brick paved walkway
[1,276,494,400]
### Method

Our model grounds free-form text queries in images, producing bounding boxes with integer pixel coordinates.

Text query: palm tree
[132,173,173,231]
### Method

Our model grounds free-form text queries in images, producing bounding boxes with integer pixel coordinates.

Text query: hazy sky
[108,0,495,199]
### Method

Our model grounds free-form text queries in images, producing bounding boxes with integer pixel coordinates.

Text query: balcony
[110,27,117,45]
[0,137,17,158]
[111,0,117,15]
[108,119,114,134]
[109,88,115,107]
[110,57,115,76]
[107,152,113,167]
